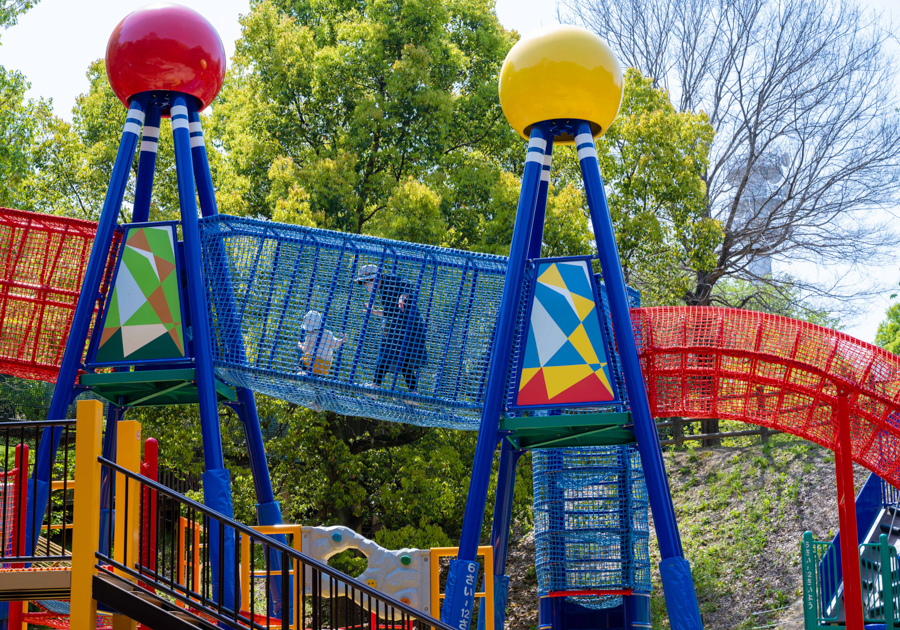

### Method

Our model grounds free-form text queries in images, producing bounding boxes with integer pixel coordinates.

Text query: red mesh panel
[633,307,900,487]
[0,208,104,383]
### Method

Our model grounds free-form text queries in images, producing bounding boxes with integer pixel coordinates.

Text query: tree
[211,0,521,239]
[21,60,184,222]
[0,67,50,207]
[562,0,900,312]
[0,0,38,37]
[875,303,900,355]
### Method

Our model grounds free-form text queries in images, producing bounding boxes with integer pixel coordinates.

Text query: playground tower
[441,26,704,630]
[29,3,288,615]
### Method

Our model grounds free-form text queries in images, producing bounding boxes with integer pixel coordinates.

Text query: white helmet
[301,310,323,331]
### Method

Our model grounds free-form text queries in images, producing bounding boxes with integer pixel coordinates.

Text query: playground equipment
[1,4,899,629]
[801,474,900,629]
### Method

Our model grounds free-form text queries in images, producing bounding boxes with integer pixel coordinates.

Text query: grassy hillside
[503,434,870,630]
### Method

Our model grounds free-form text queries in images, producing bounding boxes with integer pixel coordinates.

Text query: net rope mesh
[533,445,650,610]
[0,208,117,384]
[633,307,900,489]
[199,215,642,429]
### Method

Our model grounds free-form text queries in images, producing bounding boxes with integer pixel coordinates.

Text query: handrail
[96,455,457,630]
[0,419,77,429]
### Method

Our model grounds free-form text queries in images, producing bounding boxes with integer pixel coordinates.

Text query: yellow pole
[482,547,494,630]
[241,532,250,615]
[112,420,142,630]
[70,400,104,630]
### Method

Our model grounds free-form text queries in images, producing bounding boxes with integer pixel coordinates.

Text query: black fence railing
[97,456,456,630]
[0,418,77,565]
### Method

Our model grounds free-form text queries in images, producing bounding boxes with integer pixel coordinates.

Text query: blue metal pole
[186,100,288,616]
[186,103,284,517]
[443,124,548,630]
[27,95,148,555]
[575,121,702,630]
[171,93,236,612]
[527,138,553,258]
[132,103,162,223]
[489,439,523,630]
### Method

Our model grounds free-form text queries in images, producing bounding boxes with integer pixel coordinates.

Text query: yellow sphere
[498,25,624,144]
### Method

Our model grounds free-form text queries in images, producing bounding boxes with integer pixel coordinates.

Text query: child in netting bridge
[297,311,346,377]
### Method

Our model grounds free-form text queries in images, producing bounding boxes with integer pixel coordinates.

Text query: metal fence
[96,456,457,630]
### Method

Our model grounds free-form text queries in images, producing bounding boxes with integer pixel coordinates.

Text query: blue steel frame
[456,120,703,630]
[506,253,622,411]
[133,105,162,224]
[443,124,550,629]
[85,221,192,368]
[187,102,289,618]
[28,95,149,557]
[574,121,702,630]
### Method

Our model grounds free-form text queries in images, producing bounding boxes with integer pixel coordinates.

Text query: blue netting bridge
[199,215,638,430]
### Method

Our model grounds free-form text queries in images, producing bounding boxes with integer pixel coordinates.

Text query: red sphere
[106,3,226,110]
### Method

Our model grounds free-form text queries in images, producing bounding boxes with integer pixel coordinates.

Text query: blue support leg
[171,93,236,613]
[232,388,289,620]
[132,103,162,223]
[575,121,702,630]
[443,124,548,630]
[28,96,148,555]
[489,439,524,630]
[527,138,553,258]
[188,101,289,617]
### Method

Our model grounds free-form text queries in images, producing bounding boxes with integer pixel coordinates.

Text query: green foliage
[712,277,841,328]
[0,0,38,38]
[328,549,369,577]
[596,69,717,305]
[21,60,199,222]
[875,303,900,355]
[212,0,520,240]
[0,67,50,207]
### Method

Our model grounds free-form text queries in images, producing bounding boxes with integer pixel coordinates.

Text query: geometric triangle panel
[515,258,617,407]
[93,224,186,363]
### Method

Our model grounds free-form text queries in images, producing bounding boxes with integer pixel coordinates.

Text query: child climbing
[298,311,346,376]
[354,264,428,392]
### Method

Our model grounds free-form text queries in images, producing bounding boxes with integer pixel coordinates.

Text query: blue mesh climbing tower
[533,445,650,610]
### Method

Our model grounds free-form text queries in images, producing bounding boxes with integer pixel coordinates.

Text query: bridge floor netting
[633,307,900,488]
[199,215,638,429]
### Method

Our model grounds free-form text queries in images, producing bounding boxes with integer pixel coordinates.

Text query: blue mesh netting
[533,445,650,611]
[198,215,641,429]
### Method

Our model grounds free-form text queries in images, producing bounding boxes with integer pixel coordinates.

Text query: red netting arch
[632,307,900,487]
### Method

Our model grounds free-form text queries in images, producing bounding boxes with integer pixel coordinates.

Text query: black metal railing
[96,457,456,630]
[0,418,76,564]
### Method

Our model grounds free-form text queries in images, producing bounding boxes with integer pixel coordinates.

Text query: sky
[1,0,898,342]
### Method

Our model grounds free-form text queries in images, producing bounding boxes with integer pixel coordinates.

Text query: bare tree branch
[562,0,900,311]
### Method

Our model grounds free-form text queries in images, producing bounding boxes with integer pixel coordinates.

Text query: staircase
[801,478,900,630]
[0,401,457,630]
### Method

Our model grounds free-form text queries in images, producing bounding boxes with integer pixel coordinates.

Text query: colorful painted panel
[516,259,616,407]
[95,225,185,364]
